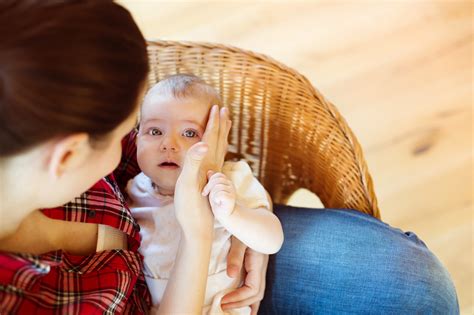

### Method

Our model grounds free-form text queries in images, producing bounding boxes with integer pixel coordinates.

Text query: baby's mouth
[159,162,180,169]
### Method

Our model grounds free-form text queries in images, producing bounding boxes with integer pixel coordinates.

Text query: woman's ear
[48,133,91,179]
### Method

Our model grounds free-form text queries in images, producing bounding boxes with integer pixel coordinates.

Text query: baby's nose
[160,136,179,152]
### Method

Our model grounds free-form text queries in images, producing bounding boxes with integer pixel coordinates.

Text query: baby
[126,74,284,314]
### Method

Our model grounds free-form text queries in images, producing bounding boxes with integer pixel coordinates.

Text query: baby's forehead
[140,92,211,120]
[143,92,210,108]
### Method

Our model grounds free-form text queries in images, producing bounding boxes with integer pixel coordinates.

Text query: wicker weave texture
[146,40,380,218]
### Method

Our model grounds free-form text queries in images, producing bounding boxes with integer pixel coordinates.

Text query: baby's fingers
[207,183,231,199]
[202,173,230,196]
[211,189,233,206]
[202,178,228,196]
[202,181,213,196]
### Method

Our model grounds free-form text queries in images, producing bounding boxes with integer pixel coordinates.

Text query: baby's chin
[148,176,177,196]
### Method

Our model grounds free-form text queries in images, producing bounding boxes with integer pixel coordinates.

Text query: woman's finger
[221,248,267,308]
[221,286,256,304]
[250,301,261,315]
[226,237,246,278]
[221,265,260,304]
[227,119,232,134]
[221,297,262,311]
[216,107,230,167]
[179,142,209,181]
[202,105,220,149]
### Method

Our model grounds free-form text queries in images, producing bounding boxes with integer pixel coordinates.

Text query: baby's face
[137,94,211,195]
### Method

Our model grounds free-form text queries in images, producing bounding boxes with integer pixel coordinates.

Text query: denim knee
[260,206,459,315]
[374,230,459,315]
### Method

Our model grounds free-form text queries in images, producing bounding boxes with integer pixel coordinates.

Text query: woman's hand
[199,105,232,182]
[160,145,214,314]
[174,105,231,240]
[221,237,269,315]
[174,142,213,240]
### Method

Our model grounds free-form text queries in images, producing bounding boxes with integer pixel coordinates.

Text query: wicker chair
[146,40,381,219]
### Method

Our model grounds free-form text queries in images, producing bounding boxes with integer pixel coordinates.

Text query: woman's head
[0,0,149,236]
[0,0,149,156]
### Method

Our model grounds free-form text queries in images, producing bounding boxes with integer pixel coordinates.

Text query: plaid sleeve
[0,250,151,314]
[114,129,141,193]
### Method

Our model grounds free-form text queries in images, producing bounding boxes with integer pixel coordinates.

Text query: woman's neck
[0,199,35,242]
[0,157,40,239]
[0,195,38,240]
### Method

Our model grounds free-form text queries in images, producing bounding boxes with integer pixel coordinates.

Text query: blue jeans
[260,205,459,315]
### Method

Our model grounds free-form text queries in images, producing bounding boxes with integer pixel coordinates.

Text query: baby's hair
[145,74,222,107]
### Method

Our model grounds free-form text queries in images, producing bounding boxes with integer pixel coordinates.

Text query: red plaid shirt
[0,131,150,314]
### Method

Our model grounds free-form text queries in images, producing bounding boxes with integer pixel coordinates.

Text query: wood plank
[118,1,473,312]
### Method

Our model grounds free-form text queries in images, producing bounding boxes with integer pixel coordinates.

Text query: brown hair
[0,0,149,157]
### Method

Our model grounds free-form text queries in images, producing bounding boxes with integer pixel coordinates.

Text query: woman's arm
[157,106,231,313]
[222,242,269,314]
[158,145,214,313]
[158,227,213,313]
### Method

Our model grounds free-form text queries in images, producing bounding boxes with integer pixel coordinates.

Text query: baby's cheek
[136,151,151,173]
[137,144,155,163]
[136,138,156,157]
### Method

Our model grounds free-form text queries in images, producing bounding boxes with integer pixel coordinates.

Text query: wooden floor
[119,1,473,313]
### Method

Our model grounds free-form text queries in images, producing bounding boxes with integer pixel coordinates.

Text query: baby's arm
[202,171,283,255]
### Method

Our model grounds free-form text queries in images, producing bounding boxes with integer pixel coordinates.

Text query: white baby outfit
[126,161,271,314]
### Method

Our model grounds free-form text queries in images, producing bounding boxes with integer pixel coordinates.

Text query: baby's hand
[202,171,236,219]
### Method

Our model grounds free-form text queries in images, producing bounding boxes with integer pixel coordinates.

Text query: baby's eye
[148,128,162,136]
[183,129,198,138]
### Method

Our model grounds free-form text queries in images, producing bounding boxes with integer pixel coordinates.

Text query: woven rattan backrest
[146,40,380,218]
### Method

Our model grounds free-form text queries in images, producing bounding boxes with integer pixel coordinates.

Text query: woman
[0,1,235,313]
[0,1,459,314]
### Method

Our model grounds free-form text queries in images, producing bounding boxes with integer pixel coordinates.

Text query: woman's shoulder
[41,175,142,251]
